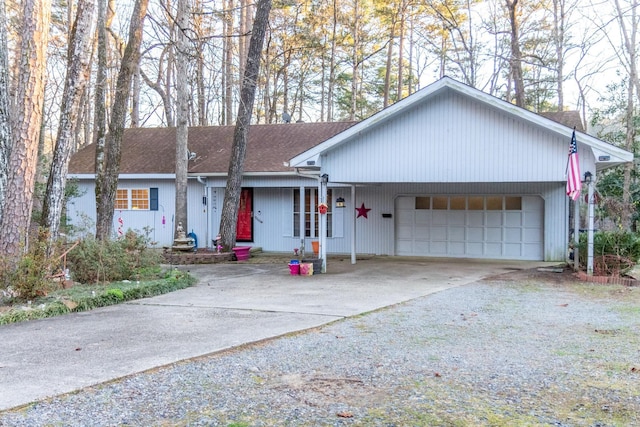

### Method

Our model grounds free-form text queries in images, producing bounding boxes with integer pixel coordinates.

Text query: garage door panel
[505,212,522,226]
[449,242,465,255]
[396,241,412,253]
[449,226,465,240]
[415,227,430,239]
[524,228,542,242]
[523,212,543,227]
[467,227,483,241]
[449,211,465,224]
[485,243,502,256]
[524,243,542,258]
[467,211,484,226]
[486,227,502,242]
[396,197,414,209]
[486,212,502,226]
[396,210,414,224]
[505,243,521,256]
[415,210,431,223]
[415,241,430,252]
[432,227,447,240]
[466,242,483,255]
[431,241,447,254]
[523,196,543,210]
[432,212,448,225]
[505,228,522,243]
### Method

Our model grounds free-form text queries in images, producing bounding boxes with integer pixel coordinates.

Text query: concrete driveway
[0,257,556,411]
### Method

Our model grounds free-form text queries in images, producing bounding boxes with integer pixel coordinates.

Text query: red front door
[236,188,253,241]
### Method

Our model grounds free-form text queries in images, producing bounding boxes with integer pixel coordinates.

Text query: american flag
[566,130,581,201]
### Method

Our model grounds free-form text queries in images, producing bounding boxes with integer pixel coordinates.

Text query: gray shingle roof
[68,122,357,175]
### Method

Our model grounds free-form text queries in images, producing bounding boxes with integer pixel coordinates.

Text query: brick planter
[163,250,234,265]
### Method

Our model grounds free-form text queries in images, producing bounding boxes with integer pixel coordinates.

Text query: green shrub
[577,230,640,272]
[0,229,57,300]
[67,230,162,284]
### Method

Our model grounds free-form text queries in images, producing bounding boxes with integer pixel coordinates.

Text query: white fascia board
[189,171,299,177]
[68,173,177,180]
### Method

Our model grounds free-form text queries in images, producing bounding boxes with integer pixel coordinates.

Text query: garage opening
[395,195,543,260]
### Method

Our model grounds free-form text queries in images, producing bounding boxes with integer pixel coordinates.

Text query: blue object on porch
[187,231,197,249]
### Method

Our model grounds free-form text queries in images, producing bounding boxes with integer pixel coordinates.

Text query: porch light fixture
[583,171,593,183]
[335,197,346,208]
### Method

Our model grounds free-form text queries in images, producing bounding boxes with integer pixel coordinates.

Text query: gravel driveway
[1,268,638,426]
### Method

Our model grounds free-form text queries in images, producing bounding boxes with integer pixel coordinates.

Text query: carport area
[0,257,558,410]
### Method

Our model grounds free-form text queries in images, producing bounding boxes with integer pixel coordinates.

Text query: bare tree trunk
[552,0,565,111]
[614,0,638,229]
[327,0,337,121]
[130,64,140,127]
[383,15,395,108]
[0,0,11,225]
[225,0,234,125]
[397,0,405,100]
[218,0,271,251]
[41,0,96,244]
[95,0,148,241]
[350,0,359,121]
[506,0,525,107]
[94,0,108,233]
[0,0,51,259]
[174,0,190,238]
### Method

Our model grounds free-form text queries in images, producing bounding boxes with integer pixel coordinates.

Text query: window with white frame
[293,189,332,238]
[114,188,158,210]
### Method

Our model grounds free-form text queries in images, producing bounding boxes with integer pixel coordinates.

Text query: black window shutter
[150,188,159,211]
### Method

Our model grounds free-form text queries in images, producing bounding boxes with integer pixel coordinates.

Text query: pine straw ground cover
[0,267,638,426]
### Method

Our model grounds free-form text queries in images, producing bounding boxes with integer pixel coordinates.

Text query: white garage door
[395,195,544,260]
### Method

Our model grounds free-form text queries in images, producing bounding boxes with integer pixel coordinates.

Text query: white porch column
[587,178,595,276]
[319,175,328,272]
[299,186,306,257]
[351,184,356,264]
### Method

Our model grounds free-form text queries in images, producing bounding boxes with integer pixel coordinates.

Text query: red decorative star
[356,202,371,218]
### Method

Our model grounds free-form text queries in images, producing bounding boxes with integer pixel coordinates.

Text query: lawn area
[0,268,195,325]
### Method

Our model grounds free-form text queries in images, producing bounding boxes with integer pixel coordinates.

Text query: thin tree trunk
[224,0,234,125]
[174,0,190,238]
[95,0,149,241]
[327,0,337,121]
[218,0,271,250]
[41,0,96,245]
[0,0,11,224]
[350,0,359,121]
[383,16,395,108]
[0,0,51,259]
[506,0,525,107]
[94,0,108,233]
[397,1,405,100]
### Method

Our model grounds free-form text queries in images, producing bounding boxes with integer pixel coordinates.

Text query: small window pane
[468,197,484,210]
[433,197,448,210]
[505,196,522,210]
[487,197,503,210]
[131,189,149,210]
[415,197,431,209]
[450,197,465,210]
[115,189,128,210]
